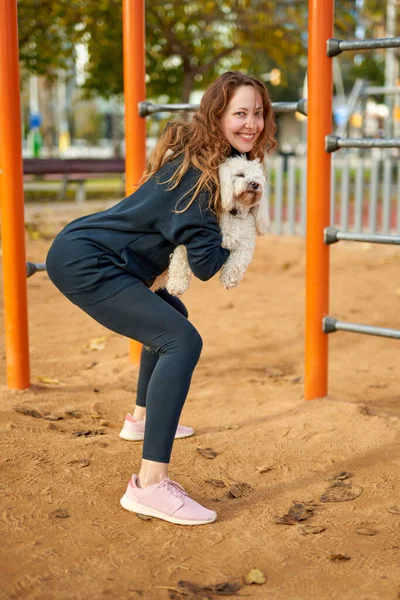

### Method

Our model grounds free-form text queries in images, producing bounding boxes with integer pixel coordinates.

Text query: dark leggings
[82,282,201,463]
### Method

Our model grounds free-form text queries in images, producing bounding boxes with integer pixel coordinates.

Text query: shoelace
[159,477,187,499]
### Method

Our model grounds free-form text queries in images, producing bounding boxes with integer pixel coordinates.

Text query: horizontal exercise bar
[323,316,400,340]
[361,86,400,96]
[26,262,46,278]
[324,226,400,246]
[327,37,400,57]
[139,99,308,118]
[326,134,400,152]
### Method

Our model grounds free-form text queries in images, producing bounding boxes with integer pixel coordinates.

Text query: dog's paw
[219,267,242,289]
[166,280,190,296]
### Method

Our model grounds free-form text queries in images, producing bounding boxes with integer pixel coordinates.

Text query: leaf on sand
[320,482,363,503]
[49,508,70,519]
[68,459,91,468]
[273,515,298,525]
[328,471,351,481]
[176,580,242,598]
[205,479,226,488]
[257,465,273,474]
[300,525,326,535]
[227,482,252,499]
[328,554,351,561]
[14,405,43,418]
[88,336,107,351]
[356,528,377,536]
[288,503,314,521]
[196,447,218,459]
[37,376,63,385]
[137,513,153,521]
[388,505,400,515]
[244,569,266,585]
[72,429,105,437]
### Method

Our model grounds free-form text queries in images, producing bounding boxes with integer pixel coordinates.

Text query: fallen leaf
[388,505,400,515]
[196,447,218,459]
[273,515,298,525]
[137,513,153,521]
[244,568,266,585]
[288,503,314,521]
[14,406,43,418]
[37,376,63,385]
[300,525,326,535]
[329,471,351,481]
[72,429,105,437]
[205,479,226,488]
[88,336,107,351]
[328,554,350,561]
[256,465,273,474]
[227,482,252,499]
[320,482,363,503]
[68,459,91,468]
[49,508,70,519]
[356,528,377,536]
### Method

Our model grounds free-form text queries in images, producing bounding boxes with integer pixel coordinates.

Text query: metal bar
[340,156,350,231]
[327,36,400,57]
[382,159,392,234]
[274,157,284,235]
[354,158,364,232]
[330,156,336,225]
[362,86,400,96]
[287,157,296,235]
[326,134,400,152]
[305,0,333,400]
[123,0,144,364]
[369,160,379,234]
[0,0,30,389]
[26,262,46,278]
[324,226,400,245]
[139,99,308,117]
[323,316,400,340]
[300,158,307,236]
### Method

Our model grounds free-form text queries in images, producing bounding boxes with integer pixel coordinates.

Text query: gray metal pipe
[139,99,308,118]
[324,226,400,245]
[323,316,400,340]
[326,134,400,152]
[26,262,46,278]
[327,37,400,57]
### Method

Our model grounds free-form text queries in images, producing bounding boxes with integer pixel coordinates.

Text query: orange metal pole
[0,0,30,389]
[123,0,146,363]
[304,0,334,399]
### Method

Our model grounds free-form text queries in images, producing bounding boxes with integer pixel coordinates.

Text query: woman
[46,71,277,525]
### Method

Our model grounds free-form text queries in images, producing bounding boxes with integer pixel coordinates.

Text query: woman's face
[220,85,265,153]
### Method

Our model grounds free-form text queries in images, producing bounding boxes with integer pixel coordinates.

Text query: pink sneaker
[119,413,194,441]
[120,475,217,525]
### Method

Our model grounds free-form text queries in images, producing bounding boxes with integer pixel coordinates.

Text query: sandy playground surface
[1,201,399,600]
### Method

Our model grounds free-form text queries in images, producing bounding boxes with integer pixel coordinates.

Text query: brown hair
[142,71,277,214]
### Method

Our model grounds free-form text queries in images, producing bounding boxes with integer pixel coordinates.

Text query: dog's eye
[236,172,245,178]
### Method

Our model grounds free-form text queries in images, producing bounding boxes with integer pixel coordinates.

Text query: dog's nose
[249,181,260,190]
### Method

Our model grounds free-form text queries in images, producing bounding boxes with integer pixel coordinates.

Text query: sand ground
[1,201,399,600]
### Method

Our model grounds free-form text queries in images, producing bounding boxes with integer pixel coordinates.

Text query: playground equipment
[305,0,400,400]
[1,0,399,394]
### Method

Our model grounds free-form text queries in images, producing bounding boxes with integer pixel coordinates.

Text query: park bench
[23,158,126,203]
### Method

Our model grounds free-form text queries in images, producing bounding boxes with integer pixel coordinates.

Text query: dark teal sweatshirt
[46,155,230,306]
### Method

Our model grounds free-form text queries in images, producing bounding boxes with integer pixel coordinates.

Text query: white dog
[152,156,269,295]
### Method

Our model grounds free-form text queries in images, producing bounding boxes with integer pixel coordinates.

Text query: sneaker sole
[119,430,194,442]
[120,493,217,526]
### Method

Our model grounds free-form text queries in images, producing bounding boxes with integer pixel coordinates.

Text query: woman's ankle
[132,406,146,421]
[138,459,168,488]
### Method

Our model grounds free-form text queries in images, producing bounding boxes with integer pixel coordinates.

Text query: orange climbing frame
[0,0,30,389]
[305,0,334,399]
[123,0,146,363]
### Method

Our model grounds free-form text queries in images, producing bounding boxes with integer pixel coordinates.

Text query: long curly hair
[142,71,277,214]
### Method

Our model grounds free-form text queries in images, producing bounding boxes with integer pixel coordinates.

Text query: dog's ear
[219,161,235,211]
[251,179,270,235]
